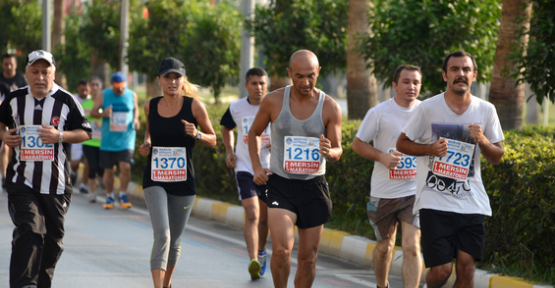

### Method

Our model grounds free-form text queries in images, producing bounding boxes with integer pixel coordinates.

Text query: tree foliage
[511,0,555,104]
[246,0,348,78]
[128,0,188,80]
[183,1,242,100]
[128,0,241,100]
[53,10,91,91]
[80,1,122,69]
[360,0,501,95]
[0,0,42,69]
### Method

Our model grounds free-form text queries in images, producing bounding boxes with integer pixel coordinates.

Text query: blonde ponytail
[182,77,200,99]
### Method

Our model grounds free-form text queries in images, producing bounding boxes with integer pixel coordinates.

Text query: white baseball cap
[26,50,56,68]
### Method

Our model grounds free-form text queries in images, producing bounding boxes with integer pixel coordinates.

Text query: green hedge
[132,104,555,283]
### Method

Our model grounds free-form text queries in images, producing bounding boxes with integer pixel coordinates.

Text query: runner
[397,51,505,288]
[81,76,105,202]
[90,72,140,209]
[248,50,343,288]
[0,82,10,190]
[1,53,27,190]
[0,50,91,287]
[352,65,423,288]
[138,57,216,288]
[70,79,91,193]
[220,67,270,280]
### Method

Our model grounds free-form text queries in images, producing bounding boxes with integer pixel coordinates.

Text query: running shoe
[89,193,97,203]
[103,195,115,209]
[248,259,261,280]
[118,194,132,209]
[258,250,267,276]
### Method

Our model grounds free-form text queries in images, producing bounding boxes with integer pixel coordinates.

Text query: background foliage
[360,0,501,96]
[511,0,555,104]
[0,0,42,71]
[53,11,91,91]
[246,0,348,78]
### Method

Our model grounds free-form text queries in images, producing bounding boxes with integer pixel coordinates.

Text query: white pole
[42,0,51,52]
[239,0,254,98]
[543,96,549,126]
[119,0,129,77]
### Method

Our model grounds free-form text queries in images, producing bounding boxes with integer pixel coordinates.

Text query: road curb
[113,174,550,288]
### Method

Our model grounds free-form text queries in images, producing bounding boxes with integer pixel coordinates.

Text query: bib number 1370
[151,147,187,182]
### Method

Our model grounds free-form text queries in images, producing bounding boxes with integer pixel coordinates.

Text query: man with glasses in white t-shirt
[353,65,423,288]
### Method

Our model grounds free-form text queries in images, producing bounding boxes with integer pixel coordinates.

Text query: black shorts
[83,145,104,179]
[236,171,267,202]
[99,149,134,169]
[266,174,332,229]
[420,209,486,268]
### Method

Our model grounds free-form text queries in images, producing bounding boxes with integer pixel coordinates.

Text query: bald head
[288,50,319,72]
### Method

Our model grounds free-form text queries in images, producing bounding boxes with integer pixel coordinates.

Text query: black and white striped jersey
[0,84,92,195]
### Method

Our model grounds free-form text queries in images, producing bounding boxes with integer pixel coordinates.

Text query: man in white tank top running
[248,50,343,288]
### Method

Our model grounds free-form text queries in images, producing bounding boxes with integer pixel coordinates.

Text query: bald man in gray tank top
[248,50,343,288]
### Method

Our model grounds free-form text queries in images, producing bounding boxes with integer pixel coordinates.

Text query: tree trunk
[347,0,378,120]
[146,75,162,98]
[489,0,531,131]
[269,75,292,93]
[91,50,110,89]
[52,0,66,89]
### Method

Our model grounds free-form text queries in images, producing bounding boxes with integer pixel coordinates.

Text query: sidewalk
[111,177,551,288]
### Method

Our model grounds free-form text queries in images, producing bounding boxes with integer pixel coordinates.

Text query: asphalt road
[0,187,407,288]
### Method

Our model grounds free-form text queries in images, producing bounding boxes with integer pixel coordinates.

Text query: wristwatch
[196,131,202,140]
[58,131,64,143]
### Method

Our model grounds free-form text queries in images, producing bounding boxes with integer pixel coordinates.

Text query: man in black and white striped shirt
[0,50,92,288]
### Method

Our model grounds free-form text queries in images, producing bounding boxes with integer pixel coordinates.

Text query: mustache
[454,77,468,84]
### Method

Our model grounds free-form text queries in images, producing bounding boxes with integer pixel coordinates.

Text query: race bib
[241,117,271,145]
[283,136,320,174]
[19,125,54,161]
[432,138,475,181]
[387,148,417,180]
[91,122,102,140]
[110,111,128,132]
[151,147,187,182]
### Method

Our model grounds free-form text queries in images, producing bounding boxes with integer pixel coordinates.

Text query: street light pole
[42,0,51,52]
[119,0,129,77]
[239,0,254,98]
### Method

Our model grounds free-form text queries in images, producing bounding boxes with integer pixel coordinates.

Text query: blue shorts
[235,171,267,202]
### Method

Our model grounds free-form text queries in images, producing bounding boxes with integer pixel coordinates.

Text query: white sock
[106,193,114,198]
[119,191,127,197]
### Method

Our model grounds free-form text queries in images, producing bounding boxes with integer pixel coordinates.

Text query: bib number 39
[283,136,320,174]
[387,148,417,180]
[151,147,187,182]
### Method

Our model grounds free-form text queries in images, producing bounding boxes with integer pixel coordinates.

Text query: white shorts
[70,143,84,161]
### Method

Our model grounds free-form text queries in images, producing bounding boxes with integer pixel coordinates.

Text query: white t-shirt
[229,98,271,174]
[356,98,421,199]
[403,93,505,216]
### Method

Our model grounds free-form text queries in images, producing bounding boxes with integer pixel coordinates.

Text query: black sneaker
[1,178,5,189]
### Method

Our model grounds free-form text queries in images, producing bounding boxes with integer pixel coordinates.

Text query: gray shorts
[367,195,419,241]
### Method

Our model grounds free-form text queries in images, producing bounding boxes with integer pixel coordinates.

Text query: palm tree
[347,0,377,120]
[489,0,532,130]
[53,0,66,89]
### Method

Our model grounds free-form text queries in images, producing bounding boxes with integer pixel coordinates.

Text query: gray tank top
[270,85,326,180]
